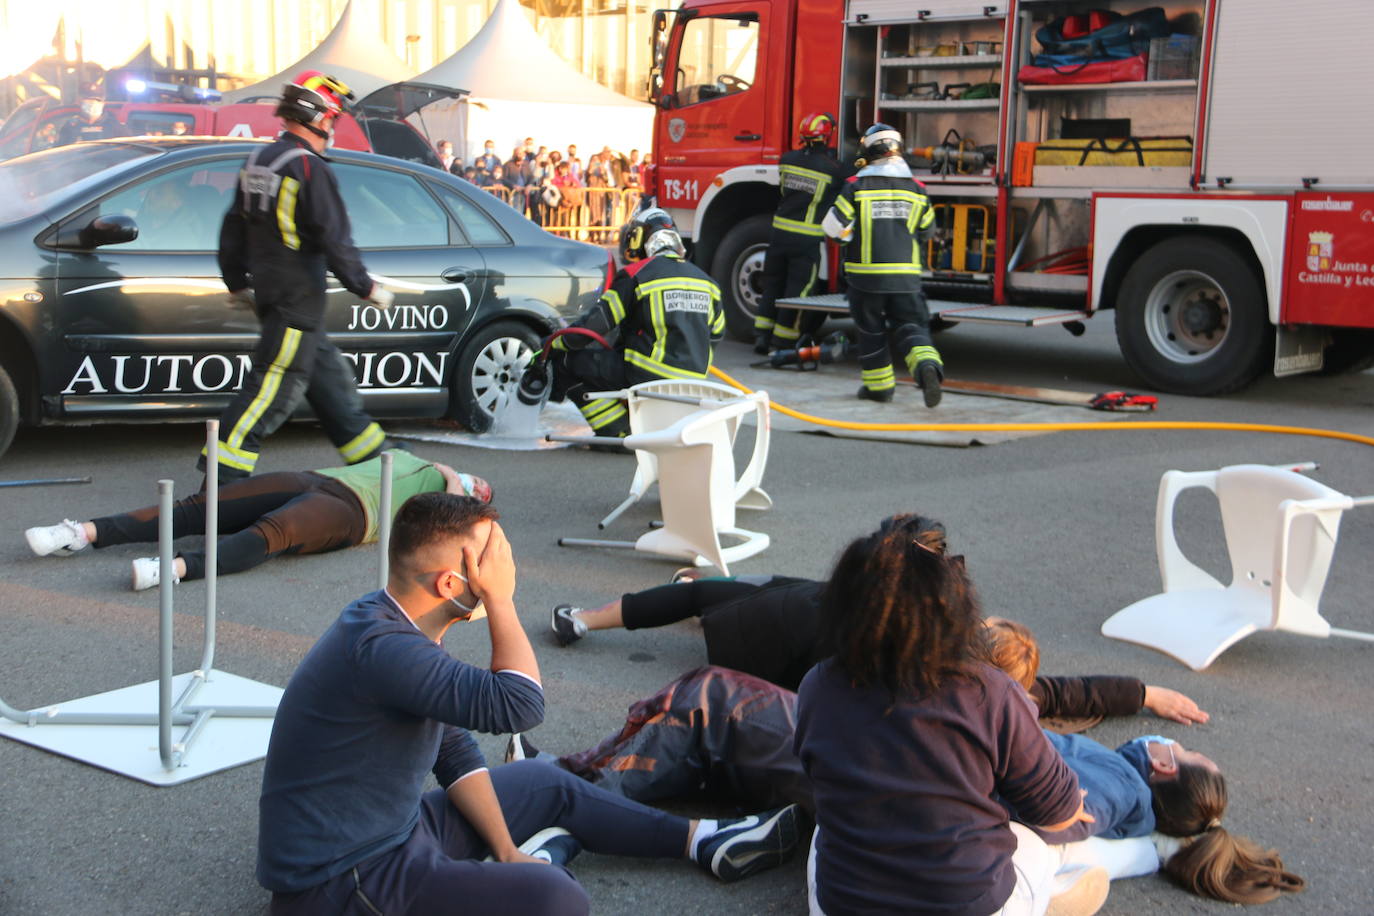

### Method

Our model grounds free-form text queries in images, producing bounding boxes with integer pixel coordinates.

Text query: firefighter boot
[856,384,894,403]
[918,360,943,408]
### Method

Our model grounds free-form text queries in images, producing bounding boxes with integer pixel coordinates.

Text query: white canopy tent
[412,0,653,165]
[221,2,413,104]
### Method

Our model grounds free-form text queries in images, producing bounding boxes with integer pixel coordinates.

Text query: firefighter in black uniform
[548,207,725,438]
[753,111,845,355]
[55,86,126,146]
[204,71,395,481]
[822,123,942,407]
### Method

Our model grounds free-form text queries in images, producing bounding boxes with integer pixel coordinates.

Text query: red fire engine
[642,0,1374,394]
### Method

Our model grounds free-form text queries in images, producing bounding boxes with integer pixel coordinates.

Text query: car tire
[1317,328,1374,375]
[1115,237,1271,395]
[710,214,773,342]
[449,321,541,433]
[0,364,17,461]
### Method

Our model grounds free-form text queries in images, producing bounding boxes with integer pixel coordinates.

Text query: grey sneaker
[25,520,89,557]
[551,605,587,646]
[696,805,801,883]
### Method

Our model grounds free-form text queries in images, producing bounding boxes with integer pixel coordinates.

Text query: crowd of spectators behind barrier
[436,136,647,243]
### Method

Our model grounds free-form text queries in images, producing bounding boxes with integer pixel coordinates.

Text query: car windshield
[0,144,160,226]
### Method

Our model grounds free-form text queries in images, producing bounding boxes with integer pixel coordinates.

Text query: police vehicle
[0,137,612,459]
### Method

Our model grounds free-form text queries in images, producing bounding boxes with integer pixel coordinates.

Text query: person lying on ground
[257,493,802,916]
[550,523,1208,728]
[24,449,490,590]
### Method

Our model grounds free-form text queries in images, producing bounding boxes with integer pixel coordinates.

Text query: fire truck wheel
[448,320,540,434]
[710,214,773,341]
[0,364,17,461]
[1317,328,1374,375]
[1115,236,1270,396]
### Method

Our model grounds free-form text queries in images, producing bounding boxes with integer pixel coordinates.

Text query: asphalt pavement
[2,314,1372,915]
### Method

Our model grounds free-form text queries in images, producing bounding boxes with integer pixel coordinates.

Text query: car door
[326,160,486,416]
[52,156,253,416]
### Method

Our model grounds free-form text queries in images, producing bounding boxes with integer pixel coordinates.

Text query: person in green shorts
[23,450,490,591]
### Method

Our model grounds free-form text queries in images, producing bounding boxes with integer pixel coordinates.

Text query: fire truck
[641,0,1374,394]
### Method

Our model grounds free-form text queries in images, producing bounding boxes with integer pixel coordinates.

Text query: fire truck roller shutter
[1114,236,1270,396]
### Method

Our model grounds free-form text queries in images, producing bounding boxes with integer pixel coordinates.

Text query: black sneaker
[918,361,943,408]
[696,805,801,883]
[856,384,894,403]
[551,605,587,646]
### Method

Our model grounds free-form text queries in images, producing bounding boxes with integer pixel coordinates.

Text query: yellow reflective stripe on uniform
[202,441,258,471]
[339,422,386,463]
[624,349,708,381]
[780,164,831,184]
[636,277,719,296]
[603,289,626,323]
[648,291,669,363]
[771,215,826,236]
[780,163,834,224]
[844,262,924,275]
[918,202,935,230]
[834,195,855,218]
[581,398,621,420]
[754,314,776,331]
[581,401,628,430]
[711,302,725,335]
[905,346,943,374]
[772,323,801,341]
[277,176,301,250]
[227,327,302,453]
[800,260,818,297]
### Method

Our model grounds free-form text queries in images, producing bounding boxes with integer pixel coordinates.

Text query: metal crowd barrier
[481,185,642,241]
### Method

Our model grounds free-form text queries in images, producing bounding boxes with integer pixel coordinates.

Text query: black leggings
[90,471,367,580]
[619,577,777,630]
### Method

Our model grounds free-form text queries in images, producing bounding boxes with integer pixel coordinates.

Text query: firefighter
[204,71,395,482]
[548,207,724,438]
[55,85,126,146]
[753,111,845,355]
[822,123,942,407]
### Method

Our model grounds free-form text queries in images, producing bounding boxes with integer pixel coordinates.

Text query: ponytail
[1152,763,1305,904]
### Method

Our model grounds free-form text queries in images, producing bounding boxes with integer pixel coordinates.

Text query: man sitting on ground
[257,493,801,915]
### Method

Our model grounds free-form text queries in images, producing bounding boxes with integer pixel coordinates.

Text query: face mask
[81,101,103,119]
[445,569,487,620]
[485,146,494,154]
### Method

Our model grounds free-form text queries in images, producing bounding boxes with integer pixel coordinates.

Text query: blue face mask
[1117,735,1176,780]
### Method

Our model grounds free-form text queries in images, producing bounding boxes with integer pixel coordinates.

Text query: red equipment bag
[1018,52,1147,85]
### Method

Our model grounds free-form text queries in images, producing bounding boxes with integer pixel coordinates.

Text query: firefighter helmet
[276,71,355,137]
[619,207,684,262]
[858,123,904,165]
[798,111,835,145]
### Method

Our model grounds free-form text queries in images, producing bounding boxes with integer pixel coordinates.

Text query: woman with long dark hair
[793,514,1101,915]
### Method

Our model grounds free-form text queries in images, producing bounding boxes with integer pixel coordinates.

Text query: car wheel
[1115,237,1271,395]
[449,321,541,433]
[710,214,772,341]
[0,364,17,461]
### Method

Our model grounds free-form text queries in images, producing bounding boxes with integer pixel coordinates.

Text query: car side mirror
[53,214,139,249]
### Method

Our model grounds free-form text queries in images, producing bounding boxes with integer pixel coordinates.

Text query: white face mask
[81,100,103,119]
[485,146,495,154]
[445,569,487,620]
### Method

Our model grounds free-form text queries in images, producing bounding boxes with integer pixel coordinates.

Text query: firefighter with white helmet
[822,123,942,407]
[547,207,725,439]
[753,111,846,355]
[206,71,396,482]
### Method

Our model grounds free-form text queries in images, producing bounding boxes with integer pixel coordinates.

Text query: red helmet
[798,111,835,145]
[276,71,355,135]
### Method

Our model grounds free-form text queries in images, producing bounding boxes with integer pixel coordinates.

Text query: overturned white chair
[559,396,770,574]
[574,378,772,529]
[1101,463,1374,671]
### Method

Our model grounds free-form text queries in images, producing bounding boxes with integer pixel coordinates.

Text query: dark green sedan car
[0,137,611,458]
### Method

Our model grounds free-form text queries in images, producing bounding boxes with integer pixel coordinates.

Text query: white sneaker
[131,557,178,591]
[25,520,89,557]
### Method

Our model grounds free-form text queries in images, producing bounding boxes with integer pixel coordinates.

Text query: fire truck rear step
[778,293,1090,327]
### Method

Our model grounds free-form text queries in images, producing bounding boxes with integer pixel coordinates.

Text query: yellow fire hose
[707,366,1374,450]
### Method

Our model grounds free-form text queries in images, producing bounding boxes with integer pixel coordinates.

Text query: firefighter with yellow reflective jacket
[822,123,943,407]
[549,208,725,438]
[208,71,395,481]
[753,111,846,355]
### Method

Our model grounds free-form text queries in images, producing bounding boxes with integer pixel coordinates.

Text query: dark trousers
[549,349,631,436]
[620,577,777,630]
[91,471,366,580]
[846,287,941,393]
[269,761,689,916]
[200,310,386,480]
[756,232,825,348]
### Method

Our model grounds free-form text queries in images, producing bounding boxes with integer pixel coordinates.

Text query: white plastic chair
[559,399,770,574]
[584,378,772,529]
[1101,463,1374,671]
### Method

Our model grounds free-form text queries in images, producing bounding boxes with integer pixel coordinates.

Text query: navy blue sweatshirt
[256,590,545,893]
[795,660,1081,915]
